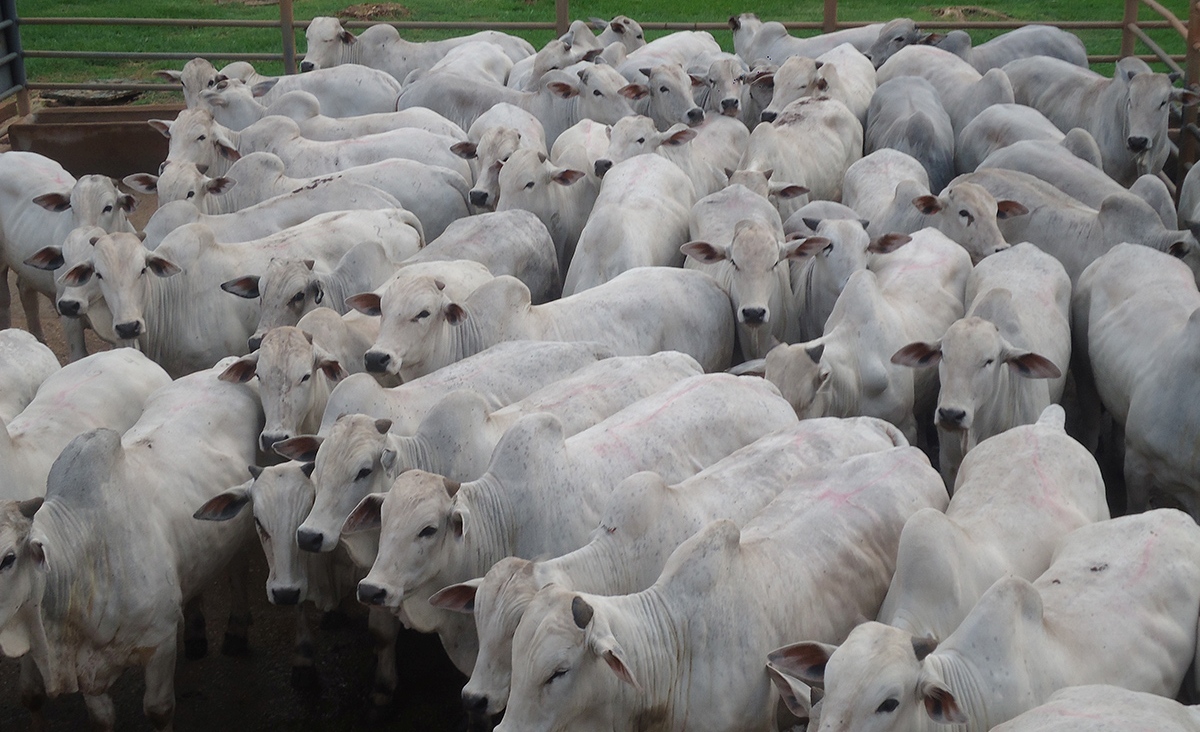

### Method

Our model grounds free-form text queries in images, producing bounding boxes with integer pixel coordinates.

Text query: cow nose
[57,300,81,317]
[686,107,705,125]
[300,61,315,73]
[937,407,967,427]
[720,98,739,114]
[1127,135,1149,152]
[115,321,142,340]
[357,582,388,606]
[741,307,767,325]
[248,334,263,351]
[469,189,490,207]
[594,159,613,177]
[260,432,290,453]
[760,110,777,123]
[271,587,302,606]
[363,350,391,373]
[462,692,490,714]
[296,528,326,553]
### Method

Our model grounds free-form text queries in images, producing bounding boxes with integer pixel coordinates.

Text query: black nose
[462,692,489,713]
[300,61,314,73]
[271,587,302,606]
[594,159,613,177]
[686,107,705,124]
[363,351,391,373]
[469,189,490,207]
[57,300,81,317]
[296,528,325,553]
[357,582,387,606]
[721,98,739,112]
[937,407,967,426]
[760,110,777,123]
[248,334,263,351]
[1127,136,1149,152]
[115,321,141,340]
[741,307,766,325]
[260,432,289,453]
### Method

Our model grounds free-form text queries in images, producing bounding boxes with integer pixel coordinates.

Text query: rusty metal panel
[8,119,169,178]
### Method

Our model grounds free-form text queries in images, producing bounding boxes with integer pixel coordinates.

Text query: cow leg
[222,549,253,656]
[83,693,116,732]
[291,603,320,690]
[0,264,11,330]
[142,640,178,731]
[183,595,208,659]
[17,279,44,341]
[367,606,399,712]
[62,315,89,362]
[19,655,47,732]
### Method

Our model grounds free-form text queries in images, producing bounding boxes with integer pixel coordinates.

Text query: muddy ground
[0,189,470,730]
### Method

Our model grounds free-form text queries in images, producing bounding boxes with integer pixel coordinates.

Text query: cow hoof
[318,609,351,631]
[184,636,209,660]
[290,665,320,691]
[220,632,250,657]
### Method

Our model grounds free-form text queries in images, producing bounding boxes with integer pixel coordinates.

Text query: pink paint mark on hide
[814,461,901,507]
[623,379,708,430]
[1132,534,1156,584]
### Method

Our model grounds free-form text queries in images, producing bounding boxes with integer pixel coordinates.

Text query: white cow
[770,509,1200,732]
[403,209,562,304]
[596,114,746,199]
[0,350,172,501]
[876,45,1014,136]
[954,103,1067,173]
[354,267,734,380]
[0,364,261,730]
[402,40,515,86]
[866,76,955,192]
[892,242,1071,485]
[841,148,931,227]
[455,103,548,210]
[865,20,1087,71]
[438,417,910,719]
[992,685,1200,732]
[347,373,799,674]
[564,153,696,295]
[1074,244,1200,519]
[0,152,136,360]
[617,63,707,130]
[693,54,751,123]
[133,152,468,241]
[616,31,723,82]
[496,446,944,732]
[154,109,472,182]
[737,96,862,220]
[1005,55,1197,185]
[495,148,596,274]
[731,13,884,63]
[213,61,404,117]
[194,77,466,138]
[876,405,1108,643]
[758,45,876,126]
[0,330,59,424]
[299,16,533,79]
[63,210,422,376]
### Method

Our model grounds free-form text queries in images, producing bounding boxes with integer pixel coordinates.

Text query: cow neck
[207,127,242,179]
[460,472,517,574]
[542,534,642,596]
[921,651,991,732]
[142,264,184,375]
[391,432,436,476]
[339,41,365,66]
[597,588,683,724]
[444,305,491,367]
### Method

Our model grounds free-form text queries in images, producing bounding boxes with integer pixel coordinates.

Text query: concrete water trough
[7,103,179,178]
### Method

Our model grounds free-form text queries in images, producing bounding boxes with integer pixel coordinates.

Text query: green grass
[15,0,1195,96]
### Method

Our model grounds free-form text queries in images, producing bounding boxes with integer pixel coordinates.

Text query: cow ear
[921,680,968,724]
[1003,350,1061,379]
[273,435,323,462]
[61,263,95,287]
[770,182,808,199]
[24,247,66,272]
[444,303,467,325]
[913,195,943,215]
[663,125,697,146]
[154,69,184,82]
[345,292,382,317]
[205,176,236,195]
[215,141,241,162]
[342,493,385,534]
[450,504,469,538]
[122,174,159,194]
[814,76,828,91]
[339,29,357,44]
[1170,240,1193,259]
[1172,88,1200,107]
[315,355,349,383]
[193,483,252,521]
[595,636,641,690]
[146,254,182,278]
[219,353,259,383]
[618,83,649,100]
[148,119,172,138]
[789,236,833,258]
[680,241,727,264]
[251,79,279,98]
[451,141,478,159]
[688,73,706,87]
[868,233,911,254]
[32,193,72,213]
[767,641,837,687]
[995,200,1028,219]
[551,168,585,186]
[221,275,261,299]
[546,80,580,99]
[312,281,324,304]
[428,578,482,614]
[117,193,137,213]
[765,662,816,719]
[891,342,942,368]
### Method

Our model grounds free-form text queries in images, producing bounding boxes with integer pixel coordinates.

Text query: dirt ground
[0,190,471,730]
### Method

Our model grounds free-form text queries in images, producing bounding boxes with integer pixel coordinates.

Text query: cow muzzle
[300,61,316,73]
[296,527,327,553]
[357,581,390,606]
[469,189,491,208]
[760,109,778,123]
[720,98,740,116]
[270,587,302,606]
[363,350,393,374]
[936,406,969,430]
[740,306,768,326]
[57,299,83,317]
[1127,135,1150,152]
[686,107,705,126]
[260,432,292,453]
[115,320,143,340]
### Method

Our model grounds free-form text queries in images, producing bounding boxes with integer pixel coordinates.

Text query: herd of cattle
[2,9,1200,731]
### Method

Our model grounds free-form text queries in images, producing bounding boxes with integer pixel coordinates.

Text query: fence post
[280,0,297,74]
[823,0,838,33]
[1121,0,1139,57]
[1182,0,1200,183]
[555,0,569,36]
[0,0,29,116]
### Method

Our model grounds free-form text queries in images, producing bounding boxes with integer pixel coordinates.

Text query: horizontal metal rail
[25,50,283,62]
[27,82,190,92]
[0,83,23,102]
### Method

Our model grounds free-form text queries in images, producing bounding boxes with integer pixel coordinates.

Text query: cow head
[913,182,1025,264]
[300,16,357,73]
[0,497,47,656]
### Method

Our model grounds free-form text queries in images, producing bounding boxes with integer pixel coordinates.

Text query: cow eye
[415,309,430,320]
[876,698,899,713]
[958,209,969,218]
[355,467,372,481]
[984,358,995,366]
[636,137,645,144]
[418,525,437,538]
[140,267,148,275]
[198,135,207,142]
[545,668,568,685]
[253,516,269,538]
[524,181,535,190]
[299,373,311,383]
[95,272,103,280]
[103,205,113,213]
[0,552,14,571]
[659,86,670,93]
[186,191,195,199]
[290,291,306,304]
[592,89,602,97]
